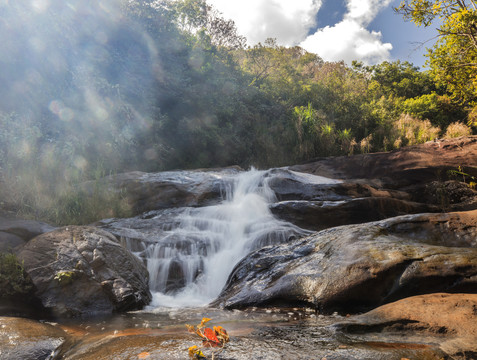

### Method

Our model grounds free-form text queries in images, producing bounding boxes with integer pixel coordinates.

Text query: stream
[55,169,445,359]
[1,168,452,359]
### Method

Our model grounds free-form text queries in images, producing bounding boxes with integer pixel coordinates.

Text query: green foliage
[0,253,32,298]
[54,270,76,286]
[395,1,477,108]
[447,165,477,186]
[402,93,467,128]
[0,0,474,225]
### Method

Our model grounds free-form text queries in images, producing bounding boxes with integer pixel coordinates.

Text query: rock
[0,216,55,252]
[0,231,25,252]
[270,197,436,231]
[18,226,151,318]
[0,251,41,317]
[290,136,477,210]
[336,293,477,359]
[265,168,408,202]
[264,168,440,231]
[213,210,477,313]
[0,316,68,360]
[291,136,477,185]
[423,180,477,211]
[84,167,242,216]
[57,309,446,360]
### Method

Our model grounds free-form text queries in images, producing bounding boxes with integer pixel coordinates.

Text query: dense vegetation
[0,0,475,224]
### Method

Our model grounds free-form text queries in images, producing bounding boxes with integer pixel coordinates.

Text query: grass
[0,162,132,226]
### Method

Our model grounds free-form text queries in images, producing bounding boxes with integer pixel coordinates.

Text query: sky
[207,0,440,68]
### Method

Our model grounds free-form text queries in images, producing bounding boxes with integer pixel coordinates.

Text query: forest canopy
[0,0,475,224]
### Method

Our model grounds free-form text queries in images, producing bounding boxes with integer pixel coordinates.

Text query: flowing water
[126,168,310,308]
[6,169,447,360]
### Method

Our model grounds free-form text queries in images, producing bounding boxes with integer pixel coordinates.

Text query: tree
[171,0,246,49]
[395,0,477,118]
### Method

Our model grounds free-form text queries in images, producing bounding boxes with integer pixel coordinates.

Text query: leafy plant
[54,270,76,286]
[447,166,477,189]
[0,253,33,298]
[186,317,230,359]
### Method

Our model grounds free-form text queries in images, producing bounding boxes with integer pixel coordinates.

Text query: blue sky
[207,0,439,68]
[368,3,438,68]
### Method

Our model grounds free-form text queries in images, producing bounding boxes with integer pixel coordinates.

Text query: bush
[394,114,441,146]
[444,122,472,138]
[0,253,33,299]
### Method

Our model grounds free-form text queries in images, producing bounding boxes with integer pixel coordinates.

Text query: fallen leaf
[137,352,150,359]
[198,318,211,329]
[214,326,229,343]
[203,327,220,344]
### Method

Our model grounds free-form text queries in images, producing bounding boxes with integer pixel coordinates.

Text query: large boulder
[18,226,151,318]
[213,210,477,313]
[0,316,68,360]
[337,293,477,359]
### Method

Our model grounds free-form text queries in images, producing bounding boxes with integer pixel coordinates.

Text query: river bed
[50,306,445,360]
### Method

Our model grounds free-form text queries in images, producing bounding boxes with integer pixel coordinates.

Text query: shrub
[394,114,441,146]
[0,253,33,299]
[444,122,472,138]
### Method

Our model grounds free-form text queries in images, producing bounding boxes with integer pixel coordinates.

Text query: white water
[141,168,309,308]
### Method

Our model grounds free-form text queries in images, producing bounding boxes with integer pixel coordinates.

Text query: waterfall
[137,168,309,308]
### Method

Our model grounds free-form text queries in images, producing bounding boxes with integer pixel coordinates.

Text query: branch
[447,62,477,68]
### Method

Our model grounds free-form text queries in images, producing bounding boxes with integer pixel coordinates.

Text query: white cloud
[207,0,322,46]
[207,0,394,64]
[300,0,394,64]
[347,0,389,24]
[300,20,392,64]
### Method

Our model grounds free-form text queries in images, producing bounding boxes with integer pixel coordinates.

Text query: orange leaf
[203,327,220,346]
[214,326,229,343]
[137,352,150,359]
[186,324,196,333]
[204,327,219,342]
[198,317,211,329]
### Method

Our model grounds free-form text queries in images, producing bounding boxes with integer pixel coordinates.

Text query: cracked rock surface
[18,226,151,318]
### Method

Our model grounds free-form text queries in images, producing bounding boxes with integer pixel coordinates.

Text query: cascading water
[135,168,310,308]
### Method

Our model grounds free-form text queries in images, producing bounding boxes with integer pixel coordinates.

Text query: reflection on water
[57,308,445,360]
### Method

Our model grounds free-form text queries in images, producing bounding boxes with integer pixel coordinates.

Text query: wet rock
[18,226,151,318]
[58,310,446,360]
[336,293,477,359]
[264,168,344,201]
[270,197,436,231]
[265,168,409,202]
[0,316,68,360]
[213,210,477,313]
[84,167,241,215]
